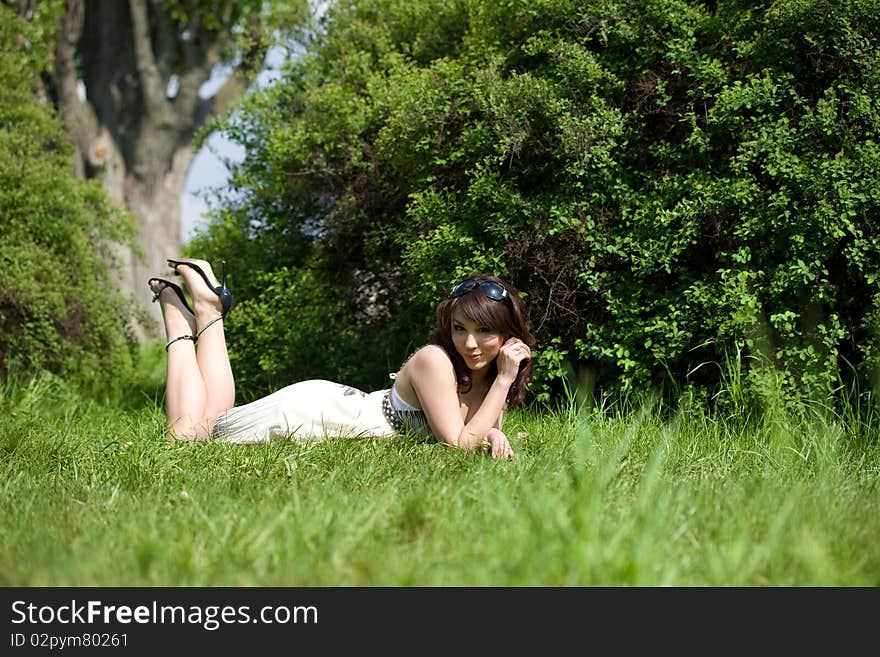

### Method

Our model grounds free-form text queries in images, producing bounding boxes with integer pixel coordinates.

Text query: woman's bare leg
[175,262,235,425]
[149,280,208,441]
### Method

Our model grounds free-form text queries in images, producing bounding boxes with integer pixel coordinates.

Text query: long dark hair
[429,274,536,408]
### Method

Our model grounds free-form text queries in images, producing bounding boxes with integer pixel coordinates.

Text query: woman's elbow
[448,429,484,451]
[430,424,483,450]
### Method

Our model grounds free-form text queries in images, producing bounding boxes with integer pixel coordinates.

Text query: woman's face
[451,311,503,374]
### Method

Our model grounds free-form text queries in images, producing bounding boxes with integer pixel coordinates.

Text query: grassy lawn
[1,370,878,586]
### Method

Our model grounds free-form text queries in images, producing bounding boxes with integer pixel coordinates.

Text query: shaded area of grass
[1,373,878,586]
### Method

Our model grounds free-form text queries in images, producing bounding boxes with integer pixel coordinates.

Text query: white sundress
[211,379,430,444]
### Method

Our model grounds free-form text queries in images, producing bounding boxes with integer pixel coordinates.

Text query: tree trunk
[119,145,193,339]
[48,0,264,339]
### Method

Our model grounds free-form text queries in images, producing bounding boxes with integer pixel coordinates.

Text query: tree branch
[54,0,101,178]
[173,11,223,143]
[183,6,268,143]
[188,66,248,139]
[149,0,177,86]
[180,8,204,73]
[176,20,222,114]
[128,0,164,114]
[54,0,83,114]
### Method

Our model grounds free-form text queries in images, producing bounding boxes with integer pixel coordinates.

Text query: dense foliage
[192,0,880,410]
[0,5,138,395]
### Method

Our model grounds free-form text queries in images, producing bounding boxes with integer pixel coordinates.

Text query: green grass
[1,370,878,586]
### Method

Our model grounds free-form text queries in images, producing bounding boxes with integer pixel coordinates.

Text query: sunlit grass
[1,371,878,586]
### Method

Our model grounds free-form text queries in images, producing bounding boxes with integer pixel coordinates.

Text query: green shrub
[0,5,139,397]
[193,0,880,415]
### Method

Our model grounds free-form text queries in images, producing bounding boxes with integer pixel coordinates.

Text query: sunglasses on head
[450,279,509,302]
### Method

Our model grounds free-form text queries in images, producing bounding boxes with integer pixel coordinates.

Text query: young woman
[148,259,535,459]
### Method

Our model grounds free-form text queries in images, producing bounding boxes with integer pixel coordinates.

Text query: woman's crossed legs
[149,262,234,441]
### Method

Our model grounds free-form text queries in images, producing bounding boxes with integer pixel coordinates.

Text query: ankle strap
[165,334,196,351]
[195,315,223,340]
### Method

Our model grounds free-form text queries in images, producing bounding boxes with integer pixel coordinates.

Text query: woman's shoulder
[417,343,446,356]
[412,344,451,363]
[400,345,454,374]
[393,345,455,398]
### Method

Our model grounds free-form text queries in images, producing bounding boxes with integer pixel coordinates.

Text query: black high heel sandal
[148,278,195,316]
[166,258,234,318]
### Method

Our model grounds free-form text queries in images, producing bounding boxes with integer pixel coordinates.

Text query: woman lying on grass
[148,259,535,459]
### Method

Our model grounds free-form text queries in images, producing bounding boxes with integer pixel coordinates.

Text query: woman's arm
[406,342,526,451]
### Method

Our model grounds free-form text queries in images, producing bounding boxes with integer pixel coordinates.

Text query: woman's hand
[485,427,516,460]
[496,337,531,383]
